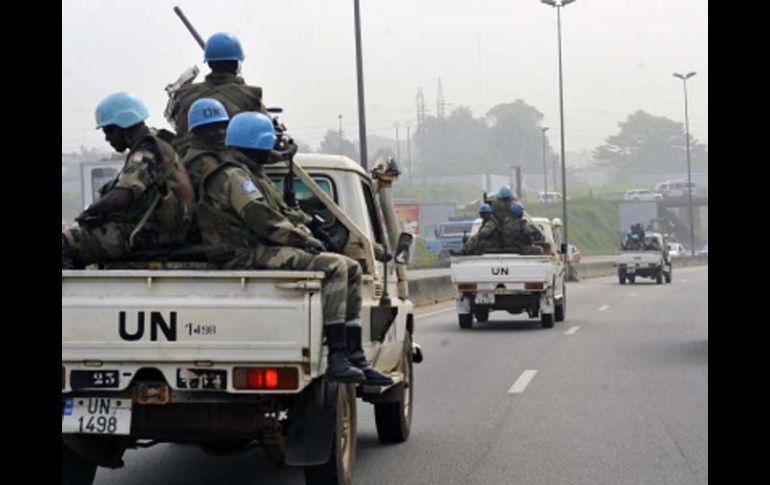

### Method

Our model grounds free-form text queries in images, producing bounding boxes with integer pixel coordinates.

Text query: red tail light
[525,282,544,290]
[234,367,299,390]
[458,283,477,291]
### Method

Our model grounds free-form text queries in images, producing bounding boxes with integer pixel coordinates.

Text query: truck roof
[293,153,368,177]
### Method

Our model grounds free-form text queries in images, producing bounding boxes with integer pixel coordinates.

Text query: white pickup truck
[449,217,567,329]
[615,232,672,285]
[62,155,421,485]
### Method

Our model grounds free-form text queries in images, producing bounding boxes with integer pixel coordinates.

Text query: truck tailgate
[450,255,555,283]
[62,270,324,364]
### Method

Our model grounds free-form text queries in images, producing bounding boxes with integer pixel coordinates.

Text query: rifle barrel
[174,6,205,49]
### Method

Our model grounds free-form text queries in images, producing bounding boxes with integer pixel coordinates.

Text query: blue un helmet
[631,233,640,241]
[204,32,245,62]
[498,185,514,200]
[511,202,525,217]
[188,98,230,130]
[226,112,276,151]
[479,203,493,214]
[95,92,148,129]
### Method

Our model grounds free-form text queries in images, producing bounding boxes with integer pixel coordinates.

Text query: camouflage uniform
[196,155,361,324]
[500,218,545,255]
[63,127,194,266]
[180,128,228,198]
[463,218,502,254]
[170,73,267,155]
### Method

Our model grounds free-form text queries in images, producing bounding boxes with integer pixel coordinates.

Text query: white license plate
[62,397,132,435]
[475,292,495,304]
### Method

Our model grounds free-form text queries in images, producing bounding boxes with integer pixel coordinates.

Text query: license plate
[70,370,119,390]
[474,292,495,304]
[62,397,132,435]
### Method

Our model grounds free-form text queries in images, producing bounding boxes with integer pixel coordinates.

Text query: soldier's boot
[346,324,394,386]
[324,323,365,383]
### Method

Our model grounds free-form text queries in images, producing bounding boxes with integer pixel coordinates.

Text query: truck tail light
[234,367,299,390]
[525,282,544,290]
[458,283,477,291]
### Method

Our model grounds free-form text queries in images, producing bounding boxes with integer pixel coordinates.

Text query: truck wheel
[665,270,672,283]
[374,334,413,443]
[63,443,97,485]
[554,283,566,322]
[458,313,473,329]
[541,313,554,328]
[627,275,635,284]
[656,269,663,284]
[618,270,626,285]
[474,307,489,323]
[304,383,357,485]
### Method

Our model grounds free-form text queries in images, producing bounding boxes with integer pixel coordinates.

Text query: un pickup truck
[63,155,421,485]
[449,217,567,329]
[615,232,672,285]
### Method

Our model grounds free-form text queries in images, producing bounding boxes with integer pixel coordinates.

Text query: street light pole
[541,127,550,196]
[541,0,576,259]
[338,114,343,155]
[405,121,412,185]
[394,122,401,162]
[353,0,369,170]
[673,71,697,255]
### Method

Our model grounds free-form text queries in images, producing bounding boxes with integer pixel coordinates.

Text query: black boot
[62,236,78,269]
[324,324,365,383]
[346,325,394,386]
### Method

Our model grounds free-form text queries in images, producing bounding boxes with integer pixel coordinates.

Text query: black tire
[554,283,566,322]
[458,313,473,329]
[475,307,489,323]
[627,275,636,284]
[374,335,413,443]
[618,270,626,285]
[63,443,97,485]
[665,270,672,283]
[304,383,357,485]
[541,312,554,328]
[656,269,663,284]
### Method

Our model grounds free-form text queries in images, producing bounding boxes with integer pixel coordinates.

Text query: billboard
[394,201,420,236]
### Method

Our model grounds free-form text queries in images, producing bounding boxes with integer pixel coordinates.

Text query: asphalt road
[95,266,708,485]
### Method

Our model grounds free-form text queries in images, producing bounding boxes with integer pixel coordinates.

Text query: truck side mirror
[394,232,415,265]
[560,243,568,255]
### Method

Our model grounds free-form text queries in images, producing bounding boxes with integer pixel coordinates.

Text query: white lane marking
[681,279,688,283]
[508,370,538,394]
[628,292,638,297]
[598,305,610,312]
[416,306,455,320]
[564,326,580,335]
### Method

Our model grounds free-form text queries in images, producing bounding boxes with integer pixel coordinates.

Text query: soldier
[463,203,502,254]
[500,202,544,255]
[168,32,267,156]
[196,112,392,385]
[62,92,194,269]
[622,231,644,250]
[490,185,516,227]
[181,97,230,196]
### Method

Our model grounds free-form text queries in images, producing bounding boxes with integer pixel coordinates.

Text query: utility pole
[338,114,343,155]
[394,122,401,161]
[405,121,412,185]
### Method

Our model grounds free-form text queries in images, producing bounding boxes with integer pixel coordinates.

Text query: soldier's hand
[75,212,105,229]
[304,238,327,255]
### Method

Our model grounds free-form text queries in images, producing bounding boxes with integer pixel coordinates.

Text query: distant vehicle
[655,180,696,198]
[435,219,476,266]
[567,244,581,263]
[624,189,663,202]
[538,191,563,204]
[697,243,708,256]
[667,242,687,258]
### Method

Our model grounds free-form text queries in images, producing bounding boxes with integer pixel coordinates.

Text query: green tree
[317,129,359,162]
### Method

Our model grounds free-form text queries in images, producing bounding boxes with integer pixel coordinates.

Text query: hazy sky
[62,0,708,158]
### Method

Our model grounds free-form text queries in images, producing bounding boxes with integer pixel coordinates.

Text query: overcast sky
[62,0,708,158]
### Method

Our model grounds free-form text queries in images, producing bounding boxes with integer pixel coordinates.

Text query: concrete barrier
[408,255,707,307]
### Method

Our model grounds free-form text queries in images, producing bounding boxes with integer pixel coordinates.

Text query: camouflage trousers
[226,247,362,325]
[62,221,176,268]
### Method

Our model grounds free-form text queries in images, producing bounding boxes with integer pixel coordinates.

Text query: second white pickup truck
[615,232,672,285]
[450,217,567,329]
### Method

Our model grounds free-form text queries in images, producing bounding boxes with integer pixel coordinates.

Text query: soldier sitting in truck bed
[462,203,502,254]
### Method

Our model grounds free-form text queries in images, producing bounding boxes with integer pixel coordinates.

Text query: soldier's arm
[226,168,319,249]
[113,146,162,199]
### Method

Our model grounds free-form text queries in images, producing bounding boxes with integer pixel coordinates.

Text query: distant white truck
[449,217,567,329]
[615,232,672,284]
[63,155,421,485]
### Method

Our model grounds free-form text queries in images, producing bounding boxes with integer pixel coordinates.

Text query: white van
[538,191,563,203]
[655,180,696,198]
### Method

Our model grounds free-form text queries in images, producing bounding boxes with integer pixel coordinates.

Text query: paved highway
[96,266,707,485]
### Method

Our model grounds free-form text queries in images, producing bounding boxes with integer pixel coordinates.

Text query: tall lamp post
[353,0,368,169]
[541,0,576,260]
[541,127,550,196]
[673,71,697,255]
